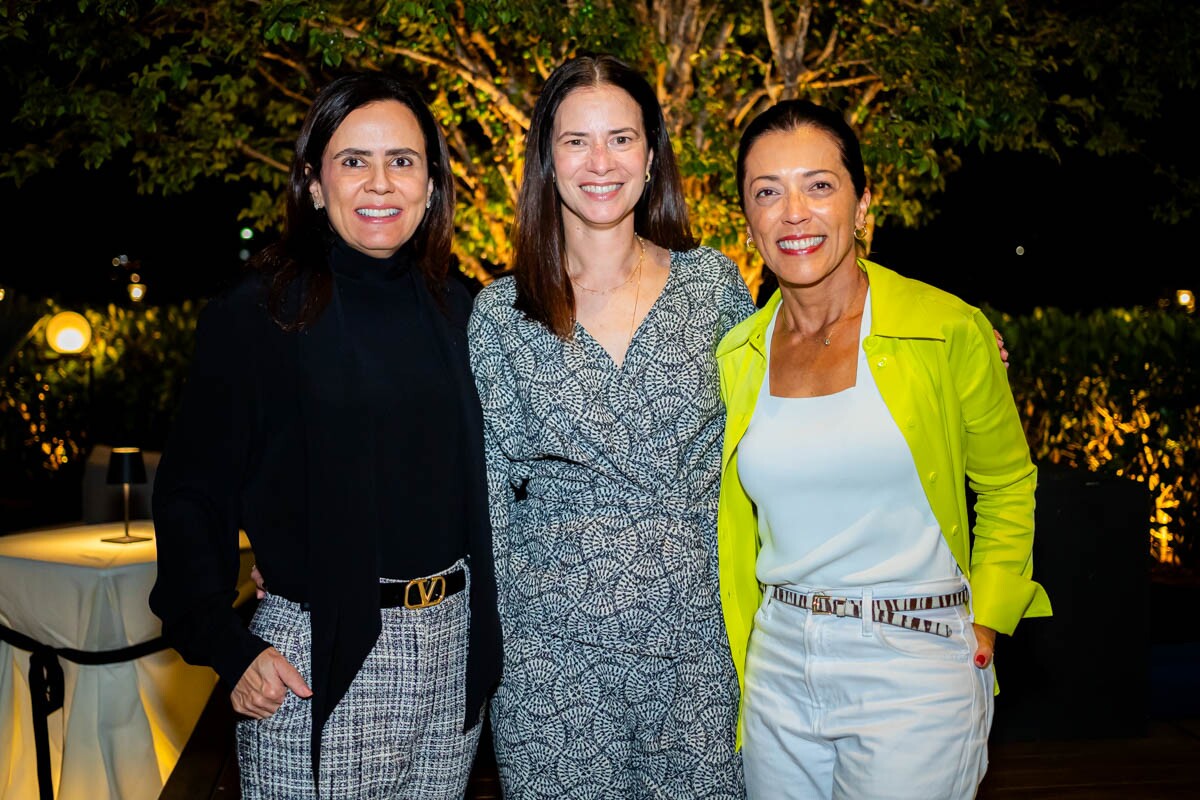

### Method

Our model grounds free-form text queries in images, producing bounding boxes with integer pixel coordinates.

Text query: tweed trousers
[236,562,480,800]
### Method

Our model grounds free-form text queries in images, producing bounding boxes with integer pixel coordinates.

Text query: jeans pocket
[873,606,973,663]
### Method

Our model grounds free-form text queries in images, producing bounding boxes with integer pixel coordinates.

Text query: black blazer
[150,264,501,773]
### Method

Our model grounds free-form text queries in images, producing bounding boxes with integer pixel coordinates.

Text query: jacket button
[876,357,888,367]
[928,471,938,483]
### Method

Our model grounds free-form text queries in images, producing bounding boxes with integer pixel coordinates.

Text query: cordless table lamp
[102,447,151,543]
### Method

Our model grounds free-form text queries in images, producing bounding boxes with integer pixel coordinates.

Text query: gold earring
[644,169,651,184]
[854,225,867,240]
[746,235,755,251]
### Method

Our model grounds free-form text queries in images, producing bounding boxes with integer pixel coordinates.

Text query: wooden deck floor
[163,588,1200,799]
[161,696,1200,800]
[978,718,1200,799]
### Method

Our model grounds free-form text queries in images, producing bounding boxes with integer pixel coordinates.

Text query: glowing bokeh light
[45,311,92,354]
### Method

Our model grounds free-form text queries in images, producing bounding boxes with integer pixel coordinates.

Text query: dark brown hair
[253,72,456,331]
[736,98,868,211]
[512,54,695,338]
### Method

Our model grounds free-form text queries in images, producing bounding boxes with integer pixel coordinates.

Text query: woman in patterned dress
[467,54,755,798]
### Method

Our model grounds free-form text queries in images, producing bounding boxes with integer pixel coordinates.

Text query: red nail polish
[975,654,988,667]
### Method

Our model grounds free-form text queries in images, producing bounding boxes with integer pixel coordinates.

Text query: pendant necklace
[814,275,867,346]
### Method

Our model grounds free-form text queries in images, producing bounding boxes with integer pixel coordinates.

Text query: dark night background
[0,143,1195,314]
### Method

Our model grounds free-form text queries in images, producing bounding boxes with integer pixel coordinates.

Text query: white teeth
[357,208,400,218]
[778,236,824,251]
[581,184,621,194]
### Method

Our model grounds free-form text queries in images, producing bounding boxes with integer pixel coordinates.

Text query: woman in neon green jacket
[715,99,1051,799]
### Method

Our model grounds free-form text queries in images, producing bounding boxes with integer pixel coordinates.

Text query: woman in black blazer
[149,72,500,800]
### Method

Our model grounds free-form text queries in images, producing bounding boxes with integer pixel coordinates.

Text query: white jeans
[742,578,993,800]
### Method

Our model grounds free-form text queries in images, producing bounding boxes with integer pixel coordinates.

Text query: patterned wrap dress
[467,246,756,798]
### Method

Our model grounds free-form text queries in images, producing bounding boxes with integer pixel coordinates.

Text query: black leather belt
[282,568,467,611]
[380,569,466,609]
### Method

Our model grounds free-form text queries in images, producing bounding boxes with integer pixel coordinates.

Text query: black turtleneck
[328,238,466,577]
[149,235,500,728]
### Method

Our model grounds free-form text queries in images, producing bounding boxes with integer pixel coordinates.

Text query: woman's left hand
[972,623,997,669]
[251,564,267,600]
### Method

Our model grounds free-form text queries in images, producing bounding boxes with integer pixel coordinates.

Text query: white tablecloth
[0,521,254,800]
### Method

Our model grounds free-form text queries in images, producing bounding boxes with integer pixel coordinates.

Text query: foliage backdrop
[2,0,1197,296]
[991,305,1200,568]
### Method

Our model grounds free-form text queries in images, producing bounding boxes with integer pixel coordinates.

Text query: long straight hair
[512,54,695,338]
[252,72,456,331]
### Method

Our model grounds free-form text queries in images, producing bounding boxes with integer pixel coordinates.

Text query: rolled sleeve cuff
[971,564,1053,634]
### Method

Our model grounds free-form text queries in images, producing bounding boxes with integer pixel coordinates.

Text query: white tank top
[737,291,959,589]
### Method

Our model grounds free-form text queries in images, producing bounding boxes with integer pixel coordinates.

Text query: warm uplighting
[128,283,147,302]
[0,286,6,302]
[45,311,92,355]
[1176,289,1195,313]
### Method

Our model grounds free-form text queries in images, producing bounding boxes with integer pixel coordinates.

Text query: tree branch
[383,46,530,130]
[254,64,311,106]
[236,140,289,173]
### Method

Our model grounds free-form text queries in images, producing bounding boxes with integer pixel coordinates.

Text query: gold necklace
[624,238,645,354]
[571,235,645,295]
[813,275,868,346]
[817,320,836,347]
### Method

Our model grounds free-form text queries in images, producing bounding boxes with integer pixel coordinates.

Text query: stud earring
[426,197,432,210]
[312,199,323,211]
[746,235,755,251]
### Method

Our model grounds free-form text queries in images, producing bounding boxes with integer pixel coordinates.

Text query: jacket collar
[862,259,946,340]
[716,259,947,358]
[715,289,778,360]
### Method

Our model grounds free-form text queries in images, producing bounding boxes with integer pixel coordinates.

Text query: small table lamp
[102,447,151,543]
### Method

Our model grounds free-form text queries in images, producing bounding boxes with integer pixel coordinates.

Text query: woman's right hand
[993,329,1009,369]
[231,647,313,719]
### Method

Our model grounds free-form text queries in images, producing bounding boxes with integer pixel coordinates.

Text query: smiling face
[742,125,871,288]
[551,84,653,233]
[308,100,434,258]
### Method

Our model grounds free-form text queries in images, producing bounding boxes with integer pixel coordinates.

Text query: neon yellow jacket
[716,259,1052,743]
